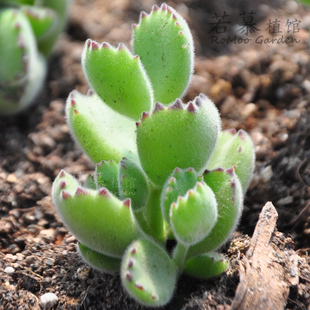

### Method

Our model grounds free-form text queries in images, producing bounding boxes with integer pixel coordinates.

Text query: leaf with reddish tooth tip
[117,43,126,50]
[101,41,110,48]
[186,168,243,258]
[121,238,178,307]
[75,187,89,195]
[161,3,168,10]
[187,101,196,113]
[66,90,138,164]
[20,6,56,41]
[78,242,121,274]
[140,11,148,19]
[87,39,99,50]
[133,3,194,104]
[206,128,255,194]
[137,95,221,187]
[61,190,71,200]
[161,167,202,223]
[82,39,153,121]
[84,174,96,189]
[153,102,165,113]
[184,252,229,279]
[141,112,149,120]
[123,198,131,207]
[168,98,183,110]
[94,159,119,196]
[195,94,204,107]
[118,157,149,212]
[169,181,218,246]
[52,170,143,258]
[98,188,110,197]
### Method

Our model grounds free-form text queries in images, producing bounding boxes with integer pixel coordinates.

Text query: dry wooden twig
[231,201,299,310]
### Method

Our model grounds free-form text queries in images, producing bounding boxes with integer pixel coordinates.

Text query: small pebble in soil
[75,265,91,281]
[46,258,54,266]
[5,254,17,262]
[42,277,52,287]
[40,292,59,310]
[4,266,15,274]
[25,255,37,265]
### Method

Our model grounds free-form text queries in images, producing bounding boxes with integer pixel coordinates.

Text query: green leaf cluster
[52,3,255,307]
[0,0,70,114]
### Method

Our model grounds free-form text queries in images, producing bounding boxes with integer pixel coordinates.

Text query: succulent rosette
[52,3,255,307]
[0,0,70,114]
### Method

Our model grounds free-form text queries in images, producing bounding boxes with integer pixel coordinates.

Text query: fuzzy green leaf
[36,0,70,56]
[187,168,243,258]
[121,238,178,307]
[66,90,138,164]
[52,170,143,258]
[21,6,56,41]
[0,9,28,83]
[82,41,153,121]
[136,94,221,186]
[94,159,119,196]
[184,252,229,278]
[0,8,46,114]
[133,3,194,104]
[206,129,255,194]
[78,242,121,274]
[161,167,202,223]
[84,174,96,189]
[169,181,218,246]
[118,157,149,212]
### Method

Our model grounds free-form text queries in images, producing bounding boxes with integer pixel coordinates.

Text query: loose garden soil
[1,0,310,309]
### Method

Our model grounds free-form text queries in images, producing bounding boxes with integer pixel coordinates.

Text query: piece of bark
[231,201,299,310]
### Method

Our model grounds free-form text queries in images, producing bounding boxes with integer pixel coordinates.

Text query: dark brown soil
[1,0,310,309]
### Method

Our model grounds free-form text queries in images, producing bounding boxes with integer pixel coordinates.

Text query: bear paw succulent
[52,3,255,307]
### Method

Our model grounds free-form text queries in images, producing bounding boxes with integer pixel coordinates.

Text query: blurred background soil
[0,0,310,309]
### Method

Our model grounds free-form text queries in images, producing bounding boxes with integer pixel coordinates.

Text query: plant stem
[172,242,188,273]
[144,184,165,242]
